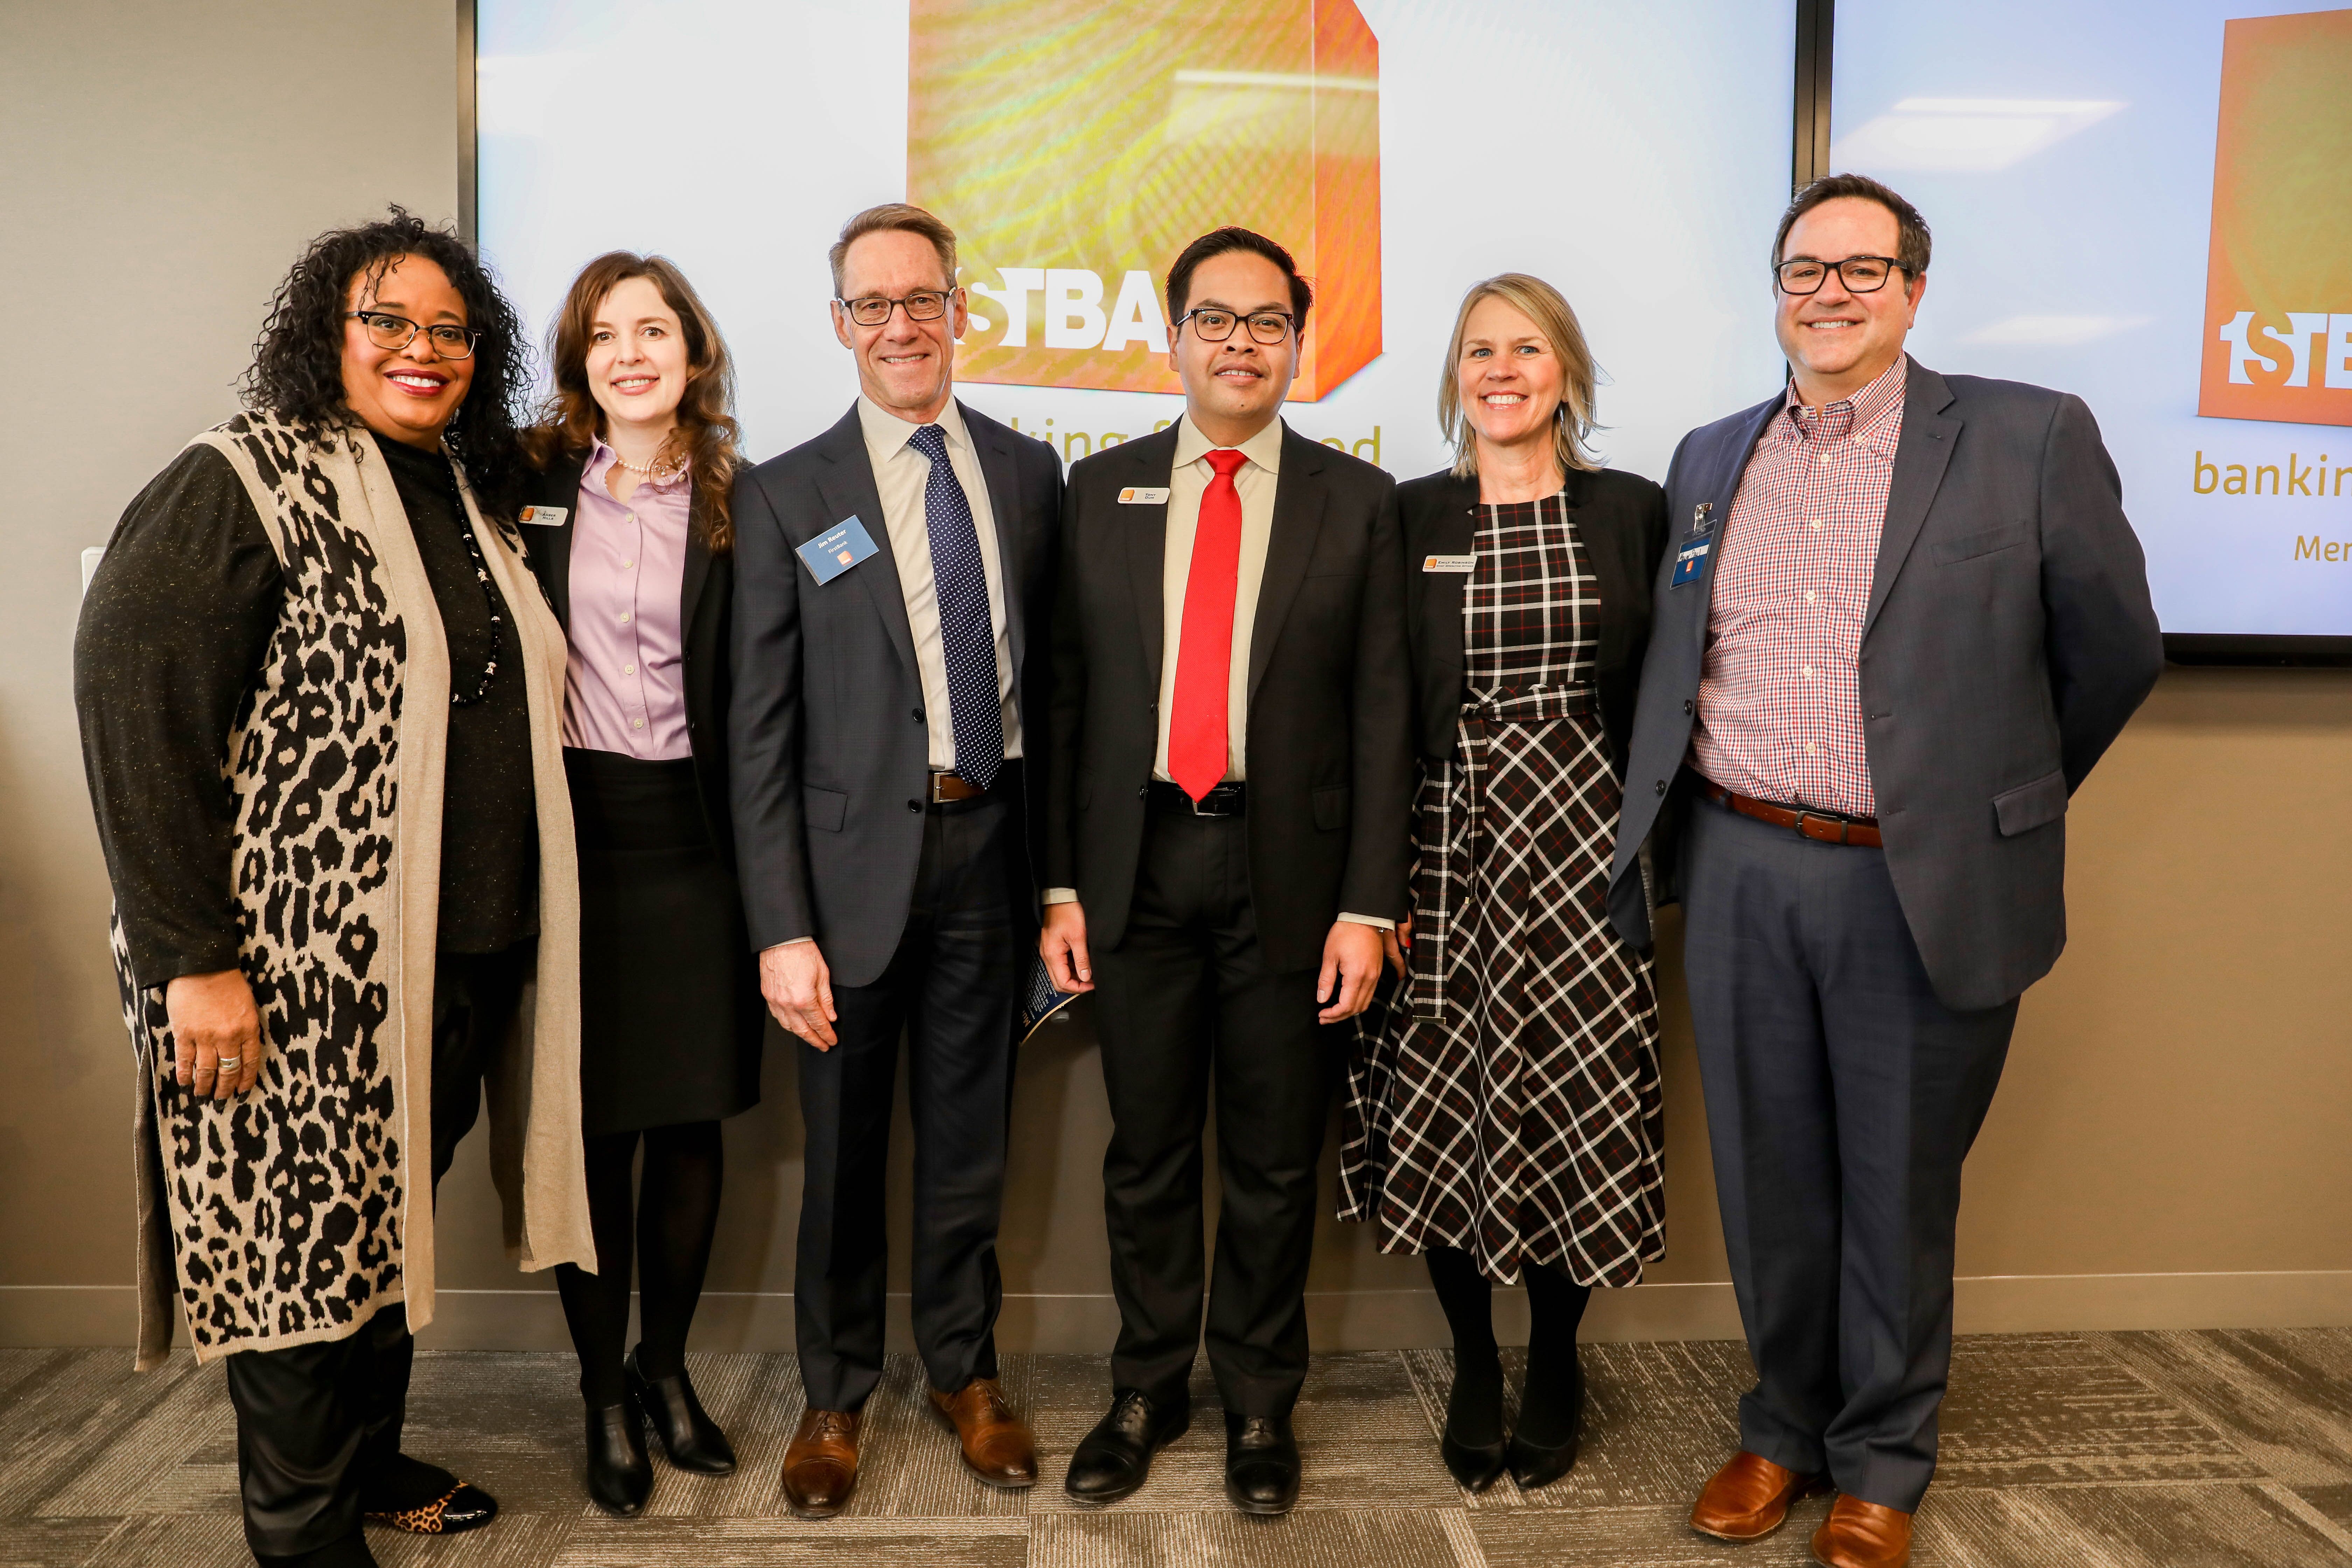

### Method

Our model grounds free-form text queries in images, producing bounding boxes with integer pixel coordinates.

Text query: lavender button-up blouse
[562,438,693,760]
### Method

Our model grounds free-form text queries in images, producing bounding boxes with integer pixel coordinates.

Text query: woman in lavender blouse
[519,254,764,1517]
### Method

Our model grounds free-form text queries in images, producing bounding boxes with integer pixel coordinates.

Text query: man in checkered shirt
[1607,174,2162,1568]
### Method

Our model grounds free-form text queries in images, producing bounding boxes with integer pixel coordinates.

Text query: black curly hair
[241,206,531,517]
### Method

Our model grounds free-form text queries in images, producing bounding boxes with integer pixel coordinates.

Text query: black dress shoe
[1441,1423,1509,1493]
[627,1349,737,1475]
[1224,1411,1301,1516]
[1506,1361,1584,1491]
[584,1399,654,1517]
[1064,1389,1190,1504]
[362,1454,497,1535]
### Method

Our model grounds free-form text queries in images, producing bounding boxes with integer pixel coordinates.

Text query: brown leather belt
[1700,778,1882,847]
[928,770,989,804]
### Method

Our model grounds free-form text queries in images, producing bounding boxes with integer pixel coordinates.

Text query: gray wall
[6,0,2350,1355]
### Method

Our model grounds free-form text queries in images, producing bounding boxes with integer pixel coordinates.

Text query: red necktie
[1169,448,1250,801]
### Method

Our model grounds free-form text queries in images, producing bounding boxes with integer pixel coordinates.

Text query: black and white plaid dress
[1339,490,1665,1286]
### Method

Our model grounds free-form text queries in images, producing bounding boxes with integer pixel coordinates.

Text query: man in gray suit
[731,204,1063,1517]
[1606,174,2161,1568]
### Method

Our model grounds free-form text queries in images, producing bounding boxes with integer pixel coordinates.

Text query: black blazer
[1399,465,1669,771]
[518,450,738,868]
[729,402,1063,988]
[1044,423,1415,973]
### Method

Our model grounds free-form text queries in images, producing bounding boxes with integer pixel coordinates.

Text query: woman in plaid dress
[1339,275,1670,1493]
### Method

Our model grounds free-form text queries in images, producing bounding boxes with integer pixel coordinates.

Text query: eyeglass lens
[846,292,950,326]
[358,313,476,358]
[1777,258,1893,294]
[1189,309,1291,344]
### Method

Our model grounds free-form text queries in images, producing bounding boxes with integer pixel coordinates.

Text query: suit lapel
[1684,393,1786,654]
[1863,359,1961,638]
[1122,428,1181,684]
[813,404,917,679]
[965,402,1027,683]
[680,487,715,645]
[1248,428,1330,707]
[1423,475,1479,675]
[538,451,590,631]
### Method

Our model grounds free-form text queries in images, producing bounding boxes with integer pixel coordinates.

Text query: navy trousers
[1681,794,2016,1513]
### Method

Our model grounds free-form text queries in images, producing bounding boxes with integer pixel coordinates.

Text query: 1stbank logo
[2197,8,2352,429]
[906,0,1380,402]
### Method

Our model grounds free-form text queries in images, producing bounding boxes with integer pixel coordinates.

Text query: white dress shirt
[856,394,1021,767]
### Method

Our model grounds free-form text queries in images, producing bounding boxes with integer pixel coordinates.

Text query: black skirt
[566,748,763,1135]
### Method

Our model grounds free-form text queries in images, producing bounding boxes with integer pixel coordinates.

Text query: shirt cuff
[1337,912,1396,931]
[1042,888,1079,904]
[764,937,816,950]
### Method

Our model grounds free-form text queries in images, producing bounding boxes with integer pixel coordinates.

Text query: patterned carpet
[4,1330,2351,1566]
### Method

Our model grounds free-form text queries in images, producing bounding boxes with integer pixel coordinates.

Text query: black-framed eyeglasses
[836,289,955,327]
[1774,255,1906,295]
[346,310,481,359]
[1175,307,1297,345]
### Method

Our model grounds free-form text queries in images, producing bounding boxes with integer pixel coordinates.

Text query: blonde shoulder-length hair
[1436,273,1600,480]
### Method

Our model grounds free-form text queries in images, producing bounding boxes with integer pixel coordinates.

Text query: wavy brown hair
[525,252,742,551]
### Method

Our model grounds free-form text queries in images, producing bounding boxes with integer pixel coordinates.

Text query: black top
[1395,465,1670,771]
[76,437,539,986]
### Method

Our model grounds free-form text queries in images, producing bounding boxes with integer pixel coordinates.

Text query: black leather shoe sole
[1441,1428,1509,1493]
[1064,1410,1190,1505]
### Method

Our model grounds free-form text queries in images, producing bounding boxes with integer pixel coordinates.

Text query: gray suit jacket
[729,401,1063,987]
[1605,358,2163,1010]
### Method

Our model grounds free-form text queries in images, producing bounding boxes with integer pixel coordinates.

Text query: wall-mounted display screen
[476,0,1792,490]
[1832,1,2352,644]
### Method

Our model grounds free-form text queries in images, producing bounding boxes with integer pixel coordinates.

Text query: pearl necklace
[611,446,687,481]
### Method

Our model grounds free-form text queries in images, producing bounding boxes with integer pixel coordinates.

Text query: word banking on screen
[907,0,1380,402]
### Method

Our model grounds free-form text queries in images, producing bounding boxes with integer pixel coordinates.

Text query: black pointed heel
[1441,1426,1510,1492]
[585,1399,654,1517]
[627,1349,737,1476]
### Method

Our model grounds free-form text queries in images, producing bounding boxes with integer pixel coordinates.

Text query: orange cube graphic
[908,0,1381,402]
[2196,8,2352,428]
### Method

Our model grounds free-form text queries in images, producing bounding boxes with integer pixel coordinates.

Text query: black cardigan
[518,450,740,868]
[1398,464,1670,770]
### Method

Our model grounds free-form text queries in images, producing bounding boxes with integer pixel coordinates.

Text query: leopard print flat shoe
[365,1478,499,1535]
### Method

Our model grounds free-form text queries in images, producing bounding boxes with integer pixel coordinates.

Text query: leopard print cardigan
[118,412,593,1369]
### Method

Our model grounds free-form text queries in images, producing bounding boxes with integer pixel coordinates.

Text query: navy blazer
[1605,358,2163,1010]
[728,401,1063,987]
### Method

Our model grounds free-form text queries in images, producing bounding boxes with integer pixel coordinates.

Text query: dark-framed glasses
[1775,255,1905,295]
[346,310,481,359]
[1177,307,1296,345]
[837,289,954,327]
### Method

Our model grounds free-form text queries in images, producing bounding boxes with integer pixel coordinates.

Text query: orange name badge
[908,0,1382,403]
[2196,9,2352,428]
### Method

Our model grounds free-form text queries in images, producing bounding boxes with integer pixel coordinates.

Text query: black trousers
[794,785,1019,1413]
[222,943,533,1565]
[1681,798,2016,1513]
[1090,802,1338,1420]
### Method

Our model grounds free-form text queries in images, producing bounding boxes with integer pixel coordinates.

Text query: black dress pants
[222,943,533,1565]
[794,786,1019,1413]
[1681,798,2016,1513]
[1089,802,1338,1420]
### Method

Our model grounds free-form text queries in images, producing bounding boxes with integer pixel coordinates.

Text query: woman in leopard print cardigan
[75,211,593,1568]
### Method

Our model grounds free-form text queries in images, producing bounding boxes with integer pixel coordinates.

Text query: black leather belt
[1148,779,1246,817]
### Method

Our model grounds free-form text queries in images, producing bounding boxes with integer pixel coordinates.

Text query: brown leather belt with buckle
[1700,779,1882,847]
[929,771,988,804]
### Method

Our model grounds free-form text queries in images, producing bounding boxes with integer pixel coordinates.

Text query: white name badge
[516,504,568,526]
[1422,554,1475,573]
[1118,486,1171,505]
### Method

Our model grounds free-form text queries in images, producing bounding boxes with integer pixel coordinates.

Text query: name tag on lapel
[1422,554,1475,573]
[516,504,567,526]
[1670,539,1712,587]
[1118,486,1171,505]
[797,516,881,585]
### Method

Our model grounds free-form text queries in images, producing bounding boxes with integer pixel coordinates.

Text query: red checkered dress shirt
[1688,355,1906,818]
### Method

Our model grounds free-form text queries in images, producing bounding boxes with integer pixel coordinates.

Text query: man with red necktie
[1039,226,1413,1517]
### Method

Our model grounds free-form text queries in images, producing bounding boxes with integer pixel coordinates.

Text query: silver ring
[215,1056,241,1070]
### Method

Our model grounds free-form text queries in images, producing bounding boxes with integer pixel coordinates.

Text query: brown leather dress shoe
[1689,1450,1830,1542]
[779,1407,860,1519]
[928,1377,1038,1489]
[1811,1494,1913,1568]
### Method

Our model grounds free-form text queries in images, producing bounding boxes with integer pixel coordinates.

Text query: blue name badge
[797,516,880,585]
[1670,538,1712,587]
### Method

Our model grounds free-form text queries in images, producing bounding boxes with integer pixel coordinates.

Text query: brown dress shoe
[1689,1450,1830,1542]
[780,1407,860,1519]
[928,1377,1038,1489]
[1811,1494,1913,1568]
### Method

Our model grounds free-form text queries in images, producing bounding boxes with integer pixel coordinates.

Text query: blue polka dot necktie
[908,422,1002,789]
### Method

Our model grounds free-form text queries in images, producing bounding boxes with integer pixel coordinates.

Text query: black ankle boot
[585,1399,654,1517]
[1439,1351,1508,1493]
[628,1348,736,1475]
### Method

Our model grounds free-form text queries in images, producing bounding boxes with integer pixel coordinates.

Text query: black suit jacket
[1045,423,1415,973]
[1606,358,2163,1009]
[729,401,1063,988]
[1398,465,1669,770]
[519,450,738,866]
